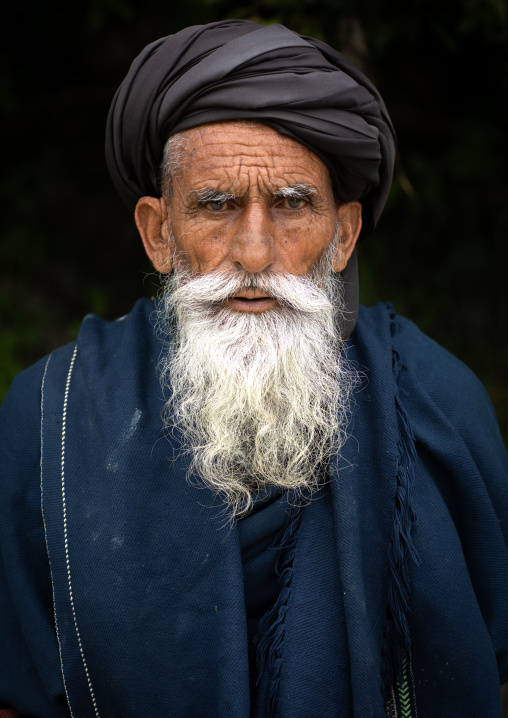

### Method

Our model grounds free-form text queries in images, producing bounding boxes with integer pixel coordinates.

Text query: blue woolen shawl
[1,299,507,717]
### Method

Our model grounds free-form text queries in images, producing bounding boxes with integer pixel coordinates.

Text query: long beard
[156,262,358,519]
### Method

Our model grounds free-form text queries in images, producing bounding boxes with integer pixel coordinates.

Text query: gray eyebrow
[193,187,236,203]
[273,183,317,199]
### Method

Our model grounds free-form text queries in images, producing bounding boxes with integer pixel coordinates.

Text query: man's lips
[233,289,271,300]
[226,290,277,312]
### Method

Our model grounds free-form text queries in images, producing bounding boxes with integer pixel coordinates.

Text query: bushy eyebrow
[273,183,317,199]
[193,187,236,203]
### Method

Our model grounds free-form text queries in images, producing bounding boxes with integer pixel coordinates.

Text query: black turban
[106,19,395,237]
[106,20,396,336]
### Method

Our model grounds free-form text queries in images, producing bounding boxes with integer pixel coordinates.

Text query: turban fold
[106,19,395,239]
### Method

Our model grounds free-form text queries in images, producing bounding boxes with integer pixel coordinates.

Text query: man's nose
[230,203,276,273]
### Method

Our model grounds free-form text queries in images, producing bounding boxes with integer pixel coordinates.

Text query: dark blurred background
[2,0,507,441]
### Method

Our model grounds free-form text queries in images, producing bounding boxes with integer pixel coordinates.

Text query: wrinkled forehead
[167,121,334,197]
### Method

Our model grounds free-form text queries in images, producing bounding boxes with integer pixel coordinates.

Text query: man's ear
[135,196,173,273]
[332,201,362,273]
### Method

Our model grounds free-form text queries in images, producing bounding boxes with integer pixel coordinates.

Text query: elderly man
[1,19,507,718]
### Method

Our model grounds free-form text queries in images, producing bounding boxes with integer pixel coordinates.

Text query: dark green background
[2,0,507,441]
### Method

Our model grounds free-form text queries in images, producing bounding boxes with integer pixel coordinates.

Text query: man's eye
[205,200,228,211]
[283,197,306,209]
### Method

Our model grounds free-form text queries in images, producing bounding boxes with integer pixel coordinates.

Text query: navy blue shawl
[1,300,507,717]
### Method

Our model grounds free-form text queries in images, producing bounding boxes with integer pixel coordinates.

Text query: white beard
[156,261,358,518]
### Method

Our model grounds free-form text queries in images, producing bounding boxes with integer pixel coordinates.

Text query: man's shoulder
[76,296,157,360]
[358,302,487,392]
[1,298,158,434]
[6,297,155,383]
[357,302,502,447]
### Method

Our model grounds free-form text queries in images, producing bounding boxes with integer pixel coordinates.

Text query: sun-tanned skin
[135,122,362,313]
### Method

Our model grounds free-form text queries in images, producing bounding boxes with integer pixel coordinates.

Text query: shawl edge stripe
[60,346,102,718]
[40,352,77,718]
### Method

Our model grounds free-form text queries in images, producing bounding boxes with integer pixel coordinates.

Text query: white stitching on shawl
[40,353,76,718]
[61,345,101,718]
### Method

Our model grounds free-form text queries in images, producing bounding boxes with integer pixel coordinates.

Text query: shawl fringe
[381,307,420,690]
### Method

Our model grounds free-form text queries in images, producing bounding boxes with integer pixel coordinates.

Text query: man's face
[137,122,362,514]
[137,122,361,312]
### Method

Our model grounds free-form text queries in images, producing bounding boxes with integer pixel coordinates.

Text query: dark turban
[106,19,395,239]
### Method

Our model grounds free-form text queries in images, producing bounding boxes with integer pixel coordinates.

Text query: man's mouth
[227,290,277,313]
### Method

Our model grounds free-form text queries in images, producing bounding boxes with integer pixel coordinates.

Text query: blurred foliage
[1,0,507,440]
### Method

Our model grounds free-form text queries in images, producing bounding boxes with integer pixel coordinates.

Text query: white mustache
[171,270,333,315]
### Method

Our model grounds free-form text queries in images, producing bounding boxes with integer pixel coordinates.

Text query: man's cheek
[174,228,231,272]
